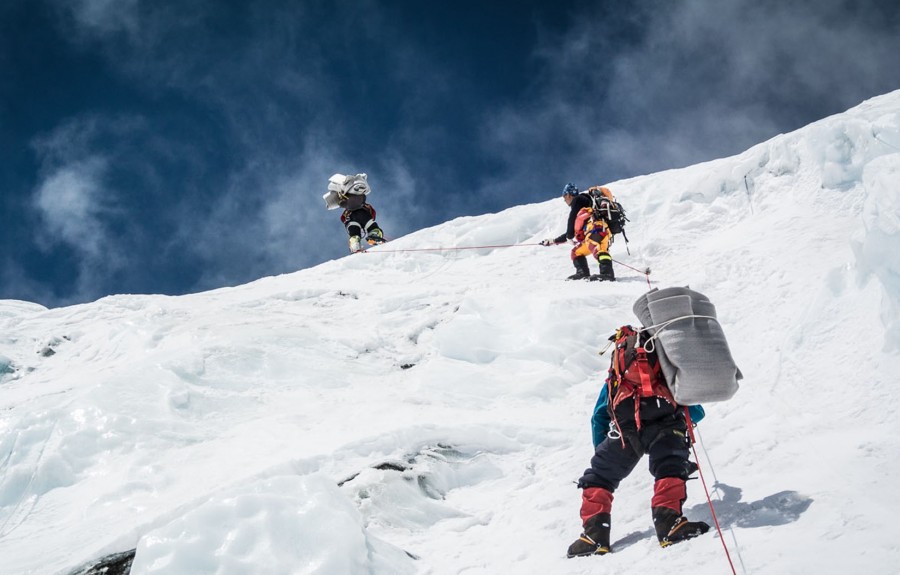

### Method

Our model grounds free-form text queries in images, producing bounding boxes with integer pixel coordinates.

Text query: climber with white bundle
[323,173,386,253]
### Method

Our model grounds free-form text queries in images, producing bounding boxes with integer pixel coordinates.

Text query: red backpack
[604,325,675,431]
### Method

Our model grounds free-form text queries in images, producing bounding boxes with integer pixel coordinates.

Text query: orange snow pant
[570,220,611,261]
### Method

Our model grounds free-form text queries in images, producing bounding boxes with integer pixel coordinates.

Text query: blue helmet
[563,182,579,196]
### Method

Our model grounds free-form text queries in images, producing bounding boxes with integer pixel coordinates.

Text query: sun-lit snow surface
[2,90,900,575]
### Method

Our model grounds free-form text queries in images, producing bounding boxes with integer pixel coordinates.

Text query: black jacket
[554,193,594,244]
[339,194,368,211]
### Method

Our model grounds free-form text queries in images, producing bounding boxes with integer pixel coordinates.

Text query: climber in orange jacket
[540,183,615,281]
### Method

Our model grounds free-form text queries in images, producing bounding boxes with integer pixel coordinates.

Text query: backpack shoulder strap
[609,326,667,398]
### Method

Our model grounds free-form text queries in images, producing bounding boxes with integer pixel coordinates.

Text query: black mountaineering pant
[578,397,691,492]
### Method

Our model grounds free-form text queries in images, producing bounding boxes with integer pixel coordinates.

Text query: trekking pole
[684,408,739,575]
[611,258,652,289]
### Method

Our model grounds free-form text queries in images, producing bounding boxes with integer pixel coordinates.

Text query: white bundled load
[323,173,370,210]
[632,287,742,405]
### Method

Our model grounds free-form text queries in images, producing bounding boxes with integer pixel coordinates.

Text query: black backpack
[587,187,629,238]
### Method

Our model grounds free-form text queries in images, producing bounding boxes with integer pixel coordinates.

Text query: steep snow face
[1,90,899,575]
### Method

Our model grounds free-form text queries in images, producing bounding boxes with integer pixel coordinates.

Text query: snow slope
[1,90,899,575]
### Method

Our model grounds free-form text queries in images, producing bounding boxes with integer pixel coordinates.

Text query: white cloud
[480,1,900,186]
[55,0,141,37]
[28,115,141,302]
[33,157,109,258]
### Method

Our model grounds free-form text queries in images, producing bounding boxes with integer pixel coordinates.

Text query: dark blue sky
[3,0,899,307]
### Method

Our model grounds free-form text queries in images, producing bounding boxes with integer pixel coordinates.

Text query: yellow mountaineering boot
[366,229,386,245]
[566,513,611,557]
[653,507,710,548]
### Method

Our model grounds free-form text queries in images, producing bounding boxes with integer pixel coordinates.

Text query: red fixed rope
[612,258,652,288]
[362,242,653,286]
[684,408,738,575]
[362,242,543,253]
